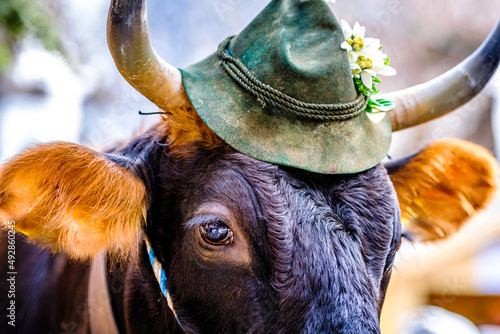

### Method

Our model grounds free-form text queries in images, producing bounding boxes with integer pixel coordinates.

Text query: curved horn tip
[387,18,500,131]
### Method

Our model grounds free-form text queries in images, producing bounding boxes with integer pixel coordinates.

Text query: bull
[1,0,499,333]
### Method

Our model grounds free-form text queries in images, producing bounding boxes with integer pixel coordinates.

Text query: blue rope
[145,238,187,332]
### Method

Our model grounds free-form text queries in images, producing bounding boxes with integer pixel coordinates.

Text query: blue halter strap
[145,237,188,333]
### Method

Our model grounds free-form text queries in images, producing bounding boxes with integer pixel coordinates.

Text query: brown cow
[0,0,499,333]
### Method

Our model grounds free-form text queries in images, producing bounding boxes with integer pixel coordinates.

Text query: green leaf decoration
[366,98,395,113]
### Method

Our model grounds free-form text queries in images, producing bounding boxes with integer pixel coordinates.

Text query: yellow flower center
[347,35,365,51]
[356,55,372,70]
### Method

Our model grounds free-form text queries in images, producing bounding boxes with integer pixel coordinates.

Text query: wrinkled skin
[0,131,401,334]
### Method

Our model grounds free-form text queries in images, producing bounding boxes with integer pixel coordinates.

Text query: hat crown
[180,0,392,174]
[230,0,357,105]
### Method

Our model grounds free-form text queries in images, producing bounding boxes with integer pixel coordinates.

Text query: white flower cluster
[340,20,396,92]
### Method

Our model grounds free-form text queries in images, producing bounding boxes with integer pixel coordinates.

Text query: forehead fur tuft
[158,105,225,157]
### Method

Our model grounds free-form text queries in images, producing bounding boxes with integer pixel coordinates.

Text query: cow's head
[1,0,499,333]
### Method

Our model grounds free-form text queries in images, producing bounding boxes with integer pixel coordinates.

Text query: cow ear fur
[388,139,499,241]
[0,142,147,260]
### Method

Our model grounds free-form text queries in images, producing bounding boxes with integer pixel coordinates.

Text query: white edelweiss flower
[350,63,361,73]
[340,20,396,92]
[347,51,358,64]
[340,20,397,111]
[360,69,377,89]
[359,60,396,89]
[340,20,396,90]
[352,22,366,40]
[340,20,366,52]
[357,38,381,57]
[340,40,352,52]
[370,52,397,78]
[373,63,397,77]
[351,62,377,89]
[341,20,353,41]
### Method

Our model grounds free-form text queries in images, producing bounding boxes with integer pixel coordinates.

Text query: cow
[1,0,499,333]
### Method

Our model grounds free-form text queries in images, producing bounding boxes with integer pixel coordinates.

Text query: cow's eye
[200,220,233,245]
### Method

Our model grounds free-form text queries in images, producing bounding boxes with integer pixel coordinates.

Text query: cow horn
[107,0,190,110]
[384,18,500,131]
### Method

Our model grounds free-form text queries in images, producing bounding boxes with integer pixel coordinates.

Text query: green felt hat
[180,0,392,174]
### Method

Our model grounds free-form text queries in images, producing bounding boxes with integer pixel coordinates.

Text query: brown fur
[0,142,147,259]
[390,138,499,241]
[158,105,225,157]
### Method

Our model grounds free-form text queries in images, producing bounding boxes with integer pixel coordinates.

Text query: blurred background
[1,0,500,333]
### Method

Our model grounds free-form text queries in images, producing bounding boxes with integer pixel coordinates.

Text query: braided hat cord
[217,36,368,121]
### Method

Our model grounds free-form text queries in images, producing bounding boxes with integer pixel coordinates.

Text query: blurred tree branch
[0,0,62,75]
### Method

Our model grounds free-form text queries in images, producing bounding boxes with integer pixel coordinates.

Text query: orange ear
[390,139,498,241]
[0,142,147,259]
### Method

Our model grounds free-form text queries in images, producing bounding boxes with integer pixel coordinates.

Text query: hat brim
[180,53,392,174]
